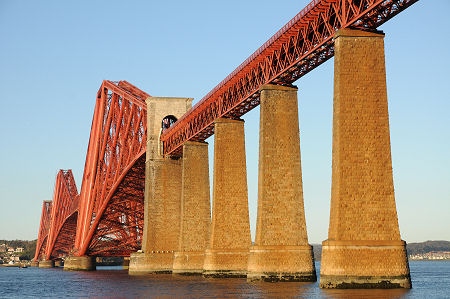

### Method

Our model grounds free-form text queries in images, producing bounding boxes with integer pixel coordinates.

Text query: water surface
[0,261,448,298]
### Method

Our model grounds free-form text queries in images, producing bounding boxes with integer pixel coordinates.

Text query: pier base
[173,251,205,275]
[123,256,130,270]
[31,261,39,267]
[54,260,64,267]
[64,256,95,271]
[247,245,316,282]
[129,251,174,274]
[320,240,411,288]
[203,249,249,278]
[38,260,54,268]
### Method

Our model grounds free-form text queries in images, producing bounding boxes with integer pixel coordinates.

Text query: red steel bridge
[34,0,417,262]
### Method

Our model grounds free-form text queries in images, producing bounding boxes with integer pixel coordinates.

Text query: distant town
[0,240,36,266]
[0,244,24,264]
[408,251,450,261]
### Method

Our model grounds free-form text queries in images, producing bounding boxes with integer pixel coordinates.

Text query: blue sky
[0,0,448,244]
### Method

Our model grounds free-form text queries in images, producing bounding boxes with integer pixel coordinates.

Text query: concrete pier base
[173,251,205,275]
[64,256,95,271]
[129,252,174,274]
[319,29,411,289]
[123,256,130,270]
[203,118,251,278]
[320,240,411,288]
[247,245,316,282]
[203,249,249,278]
[38,260,54,268]
[54,260,64,267]
[31,261,39,267]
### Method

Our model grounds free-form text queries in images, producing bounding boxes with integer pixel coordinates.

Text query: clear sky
[0,0,448,244]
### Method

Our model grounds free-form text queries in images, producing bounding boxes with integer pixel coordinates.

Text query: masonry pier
[319,29,411,289]
[129,96,193,275]
[203,118,251,278]
[173,141,211,275]
[247,84,316,282]
[64,256,95,271]
[38,260,55,268]
[54,259,64,267]
[123,257,130,270]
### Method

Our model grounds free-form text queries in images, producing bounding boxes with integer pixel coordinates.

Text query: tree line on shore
[0,239,37,261]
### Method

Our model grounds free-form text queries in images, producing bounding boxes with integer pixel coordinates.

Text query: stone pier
[38,260,55,268]
[123,256,130,270]
[130,158,182,274]
[129,96,193,275]
[320,29,411,289]
[31,260,39,267]
[54,259,64,267]
[64,256,95,271]
[247,84,316,282]
[173,141,211,275]
[203,118,251,278]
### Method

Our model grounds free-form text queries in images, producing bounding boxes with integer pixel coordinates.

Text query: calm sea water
[0,261,448,298]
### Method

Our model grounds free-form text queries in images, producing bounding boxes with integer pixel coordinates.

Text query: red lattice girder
[42,170,79,260]
[160,0,418,156]
[74,81,148,257]
[50,212,78,259]
[34,200,52,261]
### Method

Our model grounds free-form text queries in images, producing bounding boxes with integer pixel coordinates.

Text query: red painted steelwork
[161,0,418,156]
[74,80,148,257]
[34,201,52,261]
[43,170,79,260]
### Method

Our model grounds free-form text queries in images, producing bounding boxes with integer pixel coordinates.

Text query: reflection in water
[134,274,311,298]
[248,281,309,298]
[0,262,448,298]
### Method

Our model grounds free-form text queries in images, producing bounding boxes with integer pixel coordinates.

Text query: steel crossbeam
[160,0,418,156]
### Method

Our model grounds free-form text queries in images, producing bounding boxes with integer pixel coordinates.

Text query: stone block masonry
[203,118,251,278]
[64,256,95,271]
[247,84,316,282]
[129,96,192,275]
[320,29,411,289]
[173,141,211,275]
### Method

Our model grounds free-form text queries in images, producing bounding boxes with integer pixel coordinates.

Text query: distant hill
[311,240,450,261]
[406,240,450,255]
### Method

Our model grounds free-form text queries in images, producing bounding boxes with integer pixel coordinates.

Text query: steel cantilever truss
[45,170,79,260]
[161,0,418,156]
[34,170,79,261]
[34,201,52,261]
[74,80,148,257]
